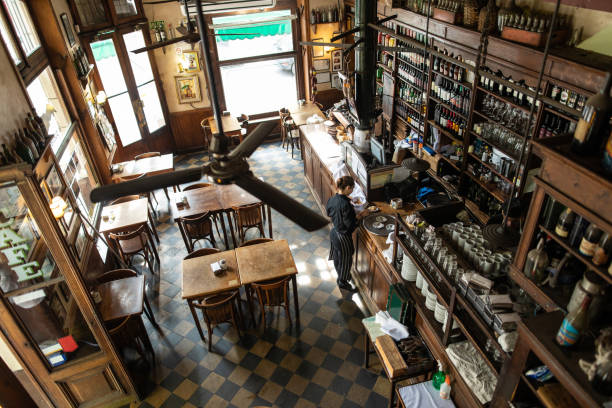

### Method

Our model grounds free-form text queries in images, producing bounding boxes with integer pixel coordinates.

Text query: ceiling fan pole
[194,0,225,137]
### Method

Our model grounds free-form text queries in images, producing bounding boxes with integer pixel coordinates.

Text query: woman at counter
[326,176,369,292]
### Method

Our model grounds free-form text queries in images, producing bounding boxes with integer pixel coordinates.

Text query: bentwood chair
[111,195,159,245]
[182,182,222,240]
[184,247,220,260]
[192,290,243,352]
[178,212,218,253]
[134,152,178,198]
[239,238,273,247]
[251,276,292,329]
[278,108,290,148]
[97,269,156,326]
[232,203,265,245]
[282,116,300,159]
[109,225,158,275]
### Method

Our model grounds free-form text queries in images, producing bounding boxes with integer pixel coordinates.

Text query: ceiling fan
[91,1,329,232]
[132,0,256,54]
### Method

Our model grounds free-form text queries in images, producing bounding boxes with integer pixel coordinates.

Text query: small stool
[362,317,435,408]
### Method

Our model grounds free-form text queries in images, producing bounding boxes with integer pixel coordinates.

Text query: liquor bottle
[593,232,611,266]
[26,115,45,150]
[14,132,35,165]
[579,224,603,258]
[556,295,591,347]
[555,207,575,238]
[571,73,612,155]
[31,112,47,138]
[2,144,16,164]
[551,84,561,100]
[19,129,39,160]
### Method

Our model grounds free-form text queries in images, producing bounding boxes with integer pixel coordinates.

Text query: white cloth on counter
[398,381,456,408]
[375,311,409,341]
[446,341,497,404]
[498,331,518,353]
[382,245,394,264]
[306,114,324,124]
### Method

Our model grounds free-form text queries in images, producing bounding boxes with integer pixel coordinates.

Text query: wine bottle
[19,129,39,160]
[31,112,47,138]
[2,144,16,164]
[593,232,611,266]
[579,224,603,257]
[571,72,612,155]
[14,133,35,165]
[555,208,575,238]
[556,295,591,347]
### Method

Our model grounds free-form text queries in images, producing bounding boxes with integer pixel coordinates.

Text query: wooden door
[354,232,373,293]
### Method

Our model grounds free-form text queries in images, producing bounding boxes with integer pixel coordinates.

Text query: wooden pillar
[28,0,112,185]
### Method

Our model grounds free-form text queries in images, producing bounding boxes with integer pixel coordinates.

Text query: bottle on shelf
[432,361,446,390]
[555,207,575,238]
[603,129,612,177]
[14,132,35,165]
[440,376,451,400]
[592,232,611,266]
[19,129,39,160]
[579,224,603,258]
[571,72,612,155]
[556,295,591,347]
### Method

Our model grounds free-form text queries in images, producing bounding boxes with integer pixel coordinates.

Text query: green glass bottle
[432,360,446,390]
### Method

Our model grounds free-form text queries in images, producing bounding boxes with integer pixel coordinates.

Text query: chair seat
[118,236,144,254]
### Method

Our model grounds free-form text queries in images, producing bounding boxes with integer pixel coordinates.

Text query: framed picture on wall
[312,59,330,71]
[331,50,342,71]
[332,73,342,90]
[175,75,202,104]
[312,38,324,58]
[60,13,76,47]
[315,71,331,84]
[182,51,200,73]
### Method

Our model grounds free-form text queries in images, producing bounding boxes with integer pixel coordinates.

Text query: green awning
[91,39,116,61]
[213,10,292,42]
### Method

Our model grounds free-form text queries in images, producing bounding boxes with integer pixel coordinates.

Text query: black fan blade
[228,121,276,160]
[90,168,203,203]
[234,173,329,232]
[131,35,198,54]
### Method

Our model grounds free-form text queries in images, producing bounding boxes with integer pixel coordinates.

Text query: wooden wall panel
[169,107,213,153]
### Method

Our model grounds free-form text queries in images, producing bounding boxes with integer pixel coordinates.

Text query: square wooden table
[182,249,241,340]
[289,102,325,127]
[111,153,174,181]
[97,275,144,322]
[235,240,300,325]
[206,115,243,142]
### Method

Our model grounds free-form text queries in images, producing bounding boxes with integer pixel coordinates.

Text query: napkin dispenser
[211,261,226,277]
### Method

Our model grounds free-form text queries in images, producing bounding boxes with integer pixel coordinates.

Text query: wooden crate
[433,8,462,25]
[501,26,569,48]
[375,334,409,379]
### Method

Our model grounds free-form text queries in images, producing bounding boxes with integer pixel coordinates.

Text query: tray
[363,213,396,236]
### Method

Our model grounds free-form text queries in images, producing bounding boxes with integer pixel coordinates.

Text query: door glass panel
[91,38,141,146]
[73,0,107,27]
[0,12,20,64]
[0,181,98,369]
[112,0,137,19]
[2,0,40,56]
[124,30,165,132]
[220,57,297,115]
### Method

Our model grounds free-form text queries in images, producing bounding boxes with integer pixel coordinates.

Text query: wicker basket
[478,0,498,33]
[464,0,480,28]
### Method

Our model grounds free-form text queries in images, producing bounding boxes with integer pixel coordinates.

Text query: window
[213,10,298,116]
[1,0,40,57]
[0,10,19,64]
[26,67,72,151]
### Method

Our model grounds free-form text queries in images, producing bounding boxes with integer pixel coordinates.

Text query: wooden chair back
[118,173,146,183]
[97,269,137,284]
[183,182,212,191]
[134,152,160,160]
[252,276,290,308]
[181,212,213,239]
[109,225,148,256]
[184,247,220,260]
[110,195,140,205]
[234,203,263,228]
[192,291,238,326]
[240,238,273,247]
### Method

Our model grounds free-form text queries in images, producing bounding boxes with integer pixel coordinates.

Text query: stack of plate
[443,310,459,330]
[416,271,424,289]
[425,291,437,311]
[434,301,446,323]
[324,120,337,137]
[401,253,418,281]
[420,280,429,297]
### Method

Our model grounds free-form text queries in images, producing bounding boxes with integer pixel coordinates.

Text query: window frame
[205,0,304,119]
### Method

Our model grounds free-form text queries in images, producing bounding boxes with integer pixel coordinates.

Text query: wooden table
[99,198,160,265]
[235,240,299,325]
[172,184,273,248]
[111,153,174,181]
[289,102,325,127]
[205,115,243,141]
[182,249,242,341]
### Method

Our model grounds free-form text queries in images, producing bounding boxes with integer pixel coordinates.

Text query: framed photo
[312,38,324,58]
[315,71,331,84]
[182,50,200,73]
[331,50,342,71]
[313,58,330,71]
[332,73,342,90]
[60,13,76,47]
[73,224,88,261]
[175,75,202,104]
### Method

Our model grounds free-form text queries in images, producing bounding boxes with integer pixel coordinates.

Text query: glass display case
[68,0,145,32]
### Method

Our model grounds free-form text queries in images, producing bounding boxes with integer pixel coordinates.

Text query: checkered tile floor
[123,142,390,407]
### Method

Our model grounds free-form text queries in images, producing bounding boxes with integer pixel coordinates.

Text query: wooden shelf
[540,96,582,119]
[464,198,490,225]
[377,62,393,74]
[508,264,569,313]
[520,312,608,407]
[431,69,473,90]
[395,97,423,117]
[464,170,509,203]
[468,153,513,184]
[427,120,463,144]
[472,110,527,140]
[396,75,425,93]
[539,225,612,286]
[438,154,462,173]
[396,114,424,135]
[476,85,530,113]
[428,95,469,120]
[396,56,428,75]
[470,131,520,161]
[543,106,578,123]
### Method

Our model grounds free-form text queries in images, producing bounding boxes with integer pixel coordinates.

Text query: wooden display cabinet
[0,155,136,407]
[68,0,145,34]
[490,135,612,407]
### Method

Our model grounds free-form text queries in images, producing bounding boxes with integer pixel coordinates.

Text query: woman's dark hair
[336,176,355,190]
